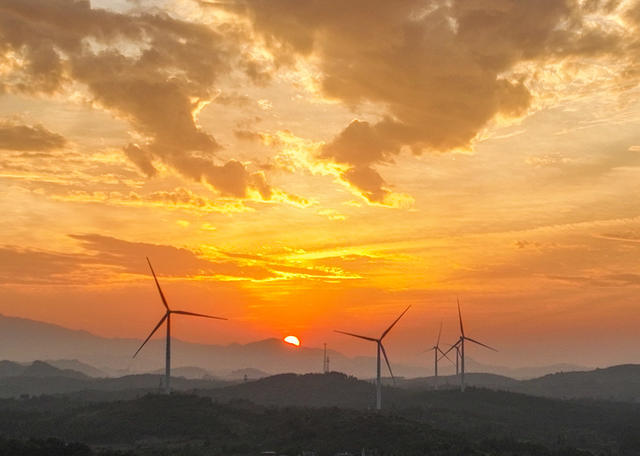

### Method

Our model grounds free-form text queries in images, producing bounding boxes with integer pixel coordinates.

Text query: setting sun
[283,336,301,347]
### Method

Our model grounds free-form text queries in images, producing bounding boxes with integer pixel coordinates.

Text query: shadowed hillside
[0,393,632,456]
[201,372,408,408]
[399,372,519,390]
[513,364,640,401]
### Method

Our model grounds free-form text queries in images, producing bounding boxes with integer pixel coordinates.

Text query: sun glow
[283,335,301,346]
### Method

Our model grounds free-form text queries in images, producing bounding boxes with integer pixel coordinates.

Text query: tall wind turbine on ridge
[443,299,496,392]
[335,305,411,410]
[425,321,452,390]
[133,257,227,394]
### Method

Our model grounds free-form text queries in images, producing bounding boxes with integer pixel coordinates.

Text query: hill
[514,364,640,401]
[0,360,88,380]
[150,366,212,379]
[45,359,107,378]
[0,392,634,456]
[0,360,26,377]
[399,372,519,390]
[0,370,230,399]
[202,372,405,408]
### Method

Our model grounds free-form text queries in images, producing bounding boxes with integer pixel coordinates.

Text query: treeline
[1,393,639,456]
[0,437,130,456]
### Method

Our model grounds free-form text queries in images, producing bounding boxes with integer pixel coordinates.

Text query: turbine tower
[335,305,410,410]
[443,299,496,392]
[426,321,452,390]
[133,257,227,394]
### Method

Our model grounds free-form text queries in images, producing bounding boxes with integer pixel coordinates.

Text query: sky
[1,0,640,369]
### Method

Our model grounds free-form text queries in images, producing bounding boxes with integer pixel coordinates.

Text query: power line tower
[323,343,330,373]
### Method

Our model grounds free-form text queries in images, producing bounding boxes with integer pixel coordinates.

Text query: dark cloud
[0,0,274,199]
[230,0,636,203]
[0,121,66,151]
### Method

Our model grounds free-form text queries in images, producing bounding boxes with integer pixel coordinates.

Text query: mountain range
[0,313,590,379]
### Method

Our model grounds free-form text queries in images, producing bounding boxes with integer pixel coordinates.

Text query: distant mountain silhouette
[0,314,594,380]
[0,370,230,399]
[227,367,270,380]
[150,366,213,379]
[0,314,429,378]
[0,360,26,377]
[0,360,88,379]
[45,359,107,377]
[22,360,88,379]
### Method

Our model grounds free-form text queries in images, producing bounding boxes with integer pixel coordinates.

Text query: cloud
[0,233,360,285]
[0,236,277,284]
[0,0,280,200]
[528,146,640,182]
[68,234,278,280]
[0,247,93,285]
[0,120,66,151]
[228,0,637,203]
[598,231,640,243]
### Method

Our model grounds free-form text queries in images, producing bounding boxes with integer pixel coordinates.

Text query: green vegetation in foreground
[1,390,640,456]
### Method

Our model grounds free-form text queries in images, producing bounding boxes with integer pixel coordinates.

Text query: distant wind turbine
[335,305,411,410]
[443,299,496,392]
[133,257,227,394]
[425,321,452,390]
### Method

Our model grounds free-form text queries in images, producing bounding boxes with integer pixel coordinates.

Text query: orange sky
[1,0,640,368]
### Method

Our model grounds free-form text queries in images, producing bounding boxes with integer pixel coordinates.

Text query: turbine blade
[172,310,227,320]
[380,305,411,339]
[464,336,498,352]
[438,352,456,366]
[441,341,460,357]
[334,330,377,342]
[133,313,168,358]
[457,298,464,337]
[421,347,436,354]
[436,321,443,347]
[379,343,395,383]
[437,347,454,364]
[147,257,169,310]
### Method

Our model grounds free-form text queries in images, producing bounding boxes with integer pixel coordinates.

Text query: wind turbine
[425,321,452,390]
[335,305,411,410]
[439,342,459,382]
[133,257,227,394]
[443,299,496,392]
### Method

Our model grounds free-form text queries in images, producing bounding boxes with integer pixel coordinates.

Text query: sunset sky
[1,0,640,368]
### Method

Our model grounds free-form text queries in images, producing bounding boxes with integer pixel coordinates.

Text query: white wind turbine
[425,321,452,390]
[443,299,496,392]
[335,305,411,410]
[133,257,227,394]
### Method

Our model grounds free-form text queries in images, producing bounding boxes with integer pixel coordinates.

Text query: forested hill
[1,392,639,456]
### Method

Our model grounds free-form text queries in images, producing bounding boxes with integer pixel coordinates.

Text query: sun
[283,335,301,347]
